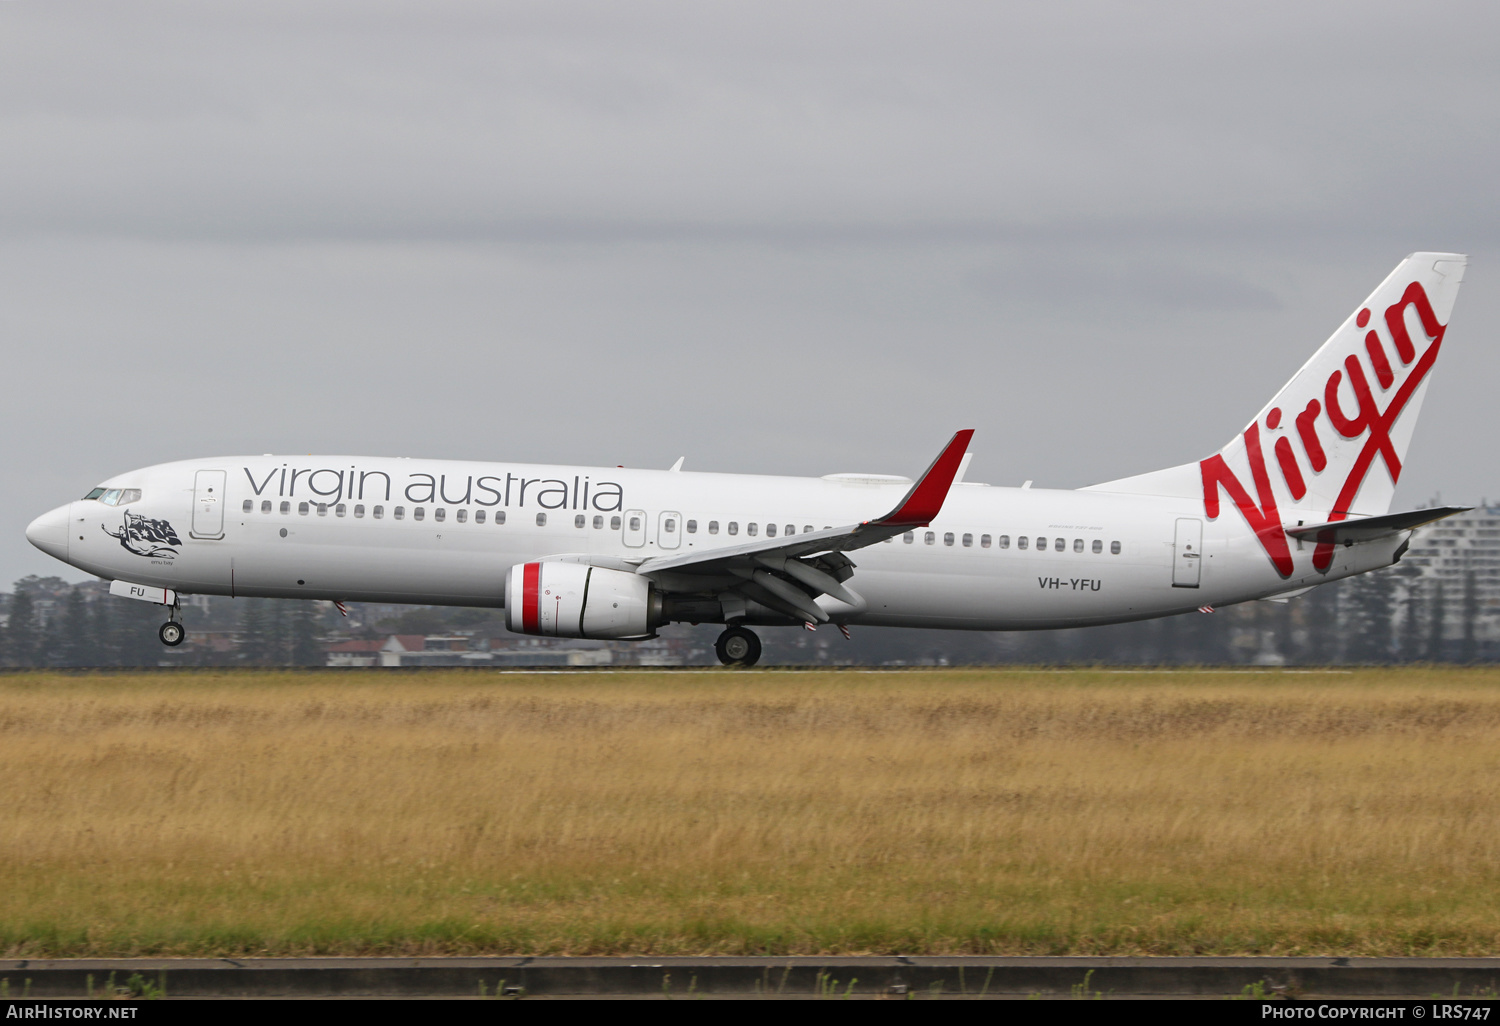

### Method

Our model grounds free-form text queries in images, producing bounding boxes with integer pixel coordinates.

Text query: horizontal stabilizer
[1284,505,1470,544]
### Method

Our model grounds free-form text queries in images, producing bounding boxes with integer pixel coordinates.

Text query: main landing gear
[714,626,761,667]
[158,599,185,647]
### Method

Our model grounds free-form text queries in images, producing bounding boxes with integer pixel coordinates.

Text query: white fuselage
[35,454,1401,630]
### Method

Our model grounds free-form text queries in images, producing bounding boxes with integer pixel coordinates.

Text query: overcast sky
[4,1,1499,588]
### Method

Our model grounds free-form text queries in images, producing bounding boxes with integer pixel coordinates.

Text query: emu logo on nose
[103,511,182,558]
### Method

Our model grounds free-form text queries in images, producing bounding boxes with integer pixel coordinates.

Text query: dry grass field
[2,667,1500,957]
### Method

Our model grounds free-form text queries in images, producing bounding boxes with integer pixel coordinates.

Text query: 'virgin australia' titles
[242,464,625,511]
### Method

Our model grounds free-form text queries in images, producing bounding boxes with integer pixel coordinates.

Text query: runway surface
[3,956,1500,999]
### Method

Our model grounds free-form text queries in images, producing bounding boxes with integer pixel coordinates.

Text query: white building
[1402,503,1500,647]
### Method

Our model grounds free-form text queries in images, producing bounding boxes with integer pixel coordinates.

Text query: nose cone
[26,504,71,562]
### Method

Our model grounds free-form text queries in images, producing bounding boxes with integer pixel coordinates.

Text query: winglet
[870,430,974,528]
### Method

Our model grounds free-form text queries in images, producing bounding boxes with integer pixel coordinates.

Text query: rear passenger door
[1172,518,1202,588]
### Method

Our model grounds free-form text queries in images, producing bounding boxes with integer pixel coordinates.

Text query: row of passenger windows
[897,530,1122,554]
[241,500,822,536]
[245,498,513,523]
[704,521,817,536]
[240,498,1122,553]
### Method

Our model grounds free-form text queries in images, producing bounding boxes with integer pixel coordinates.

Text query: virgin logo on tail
[1201,281,1447,577]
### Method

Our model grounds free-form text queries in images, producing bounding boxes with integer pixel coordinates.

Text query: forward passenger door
[191,470,226,540]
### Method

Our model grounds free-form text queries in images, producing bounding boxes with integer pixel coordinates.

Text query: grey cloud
[2,2,1497,241]
[966,253,1282,315]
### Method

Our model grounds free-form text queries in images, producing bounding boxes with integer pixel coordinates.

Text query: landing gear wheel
[715,626,761,667]
[159,621,185,647]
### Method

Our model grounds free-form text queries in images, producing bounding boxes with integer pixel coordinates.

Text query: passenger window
[904,532,914,544]
[496,511,506,525]
[335,504,347,518]
[924,531,935,545]
[261,500,272,514]
[765,523,777,538]
[373,505,384,519]
[456,509,467,523]
[414,507,425,521]
[804,526,813,534]
[944,532,955,546]
[354,505,365,518]
[963,533,973,548]
[708,521,719,534]
[316,503,328,516]
[747,523,758,537]
[299,502,310,515]
[664,518,676,533]
[610,515,620,530]
[1017,536,1028,550]
[594,515,604,529]
[728,522,739,536]
[998,534,1009,549]
[1111,541,1121,554]
[1055,538,1066,551]
[474,510,485,524]
[280,501,291,514]
[537,513,547,527]
[242,499,253,513]
[1074,538,1083,552]
[785,525,795,536]
[629,515,641,531]
[434,508,445,522]
[686,520,696,533]
[574,514,586,528]
[1035,536,1046,550]
[394,506,405,520]
[980,534,991,548]
[1092,539,1102,553]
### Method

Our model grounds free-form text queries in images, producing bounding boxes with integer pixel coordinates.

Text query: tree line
[0,566,1492,667]
[0,578,330,668]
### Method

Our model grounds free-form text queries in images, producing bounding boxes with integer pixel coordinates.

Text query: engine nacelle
[504,561,661,639]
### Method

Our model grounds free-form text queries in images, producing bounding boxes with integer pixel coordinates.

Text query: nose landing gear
[714,626,761,667]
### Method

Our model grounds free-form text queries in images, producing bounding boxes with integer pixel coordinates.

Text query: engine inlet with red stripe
[522,561,541,634]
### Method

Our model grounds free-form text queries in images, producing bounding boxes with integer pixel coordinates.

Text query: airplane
[25,252,1470,666]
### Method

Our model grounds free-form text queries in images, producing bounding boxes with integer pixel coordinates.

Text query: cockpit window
[84,488,106,500]
[92,488,142,506]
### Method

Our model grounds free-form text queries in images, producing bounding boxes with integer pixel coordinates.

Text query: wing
[633,430,973,625]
